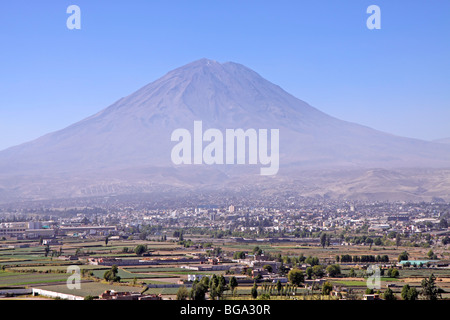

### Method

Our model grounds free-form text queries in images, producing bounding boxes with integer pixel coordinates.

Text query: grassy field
[8,265,109,272]
[90,268,179,280]
[0,271,70,286]
[125,267,188,273]
[331,280,368,287]
[399,269,450,278]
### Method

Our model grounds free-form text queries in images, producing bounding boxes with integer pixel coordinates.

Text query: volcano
[1,59,450,202]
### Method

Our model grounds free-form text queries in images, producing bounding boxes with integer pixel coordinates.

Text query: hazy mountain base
[1,166,450,204]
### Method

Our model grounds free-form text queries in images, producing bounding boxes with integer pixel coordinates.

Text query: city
[0,196,448,300]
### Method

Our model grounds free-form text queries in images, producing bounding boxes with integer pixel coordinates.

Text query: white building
[187,274,207,282]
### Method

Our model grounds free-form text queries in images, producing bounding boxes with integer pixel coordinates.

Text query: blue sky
[0,0,449,151]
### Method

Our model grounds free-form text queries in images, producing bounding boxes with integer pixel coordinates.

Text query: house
[42,239,61,245]
[331,290,348,299]
[58,255,79,261]
[251,268,269,278]
[270,277,288,283]
[98,290,162,300]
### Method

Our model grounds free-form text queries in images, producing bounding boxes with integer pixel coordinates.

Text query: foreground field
[0,237,449,300]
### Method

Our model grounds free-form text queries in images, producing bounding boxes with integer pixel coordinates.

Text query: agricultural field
[0,235,449,300]
[0,271,70,286]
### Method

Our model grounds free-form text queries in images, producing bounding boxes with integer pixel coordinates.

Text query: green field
[9,265,108,272]
[399,269,450,278]
[90,268,178,280]
[331,280,368,287]
[0,271,70,286]
[125,267,188,273]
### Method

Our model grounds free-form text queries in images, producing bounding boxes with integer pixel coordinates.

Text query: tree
[305,256,319,266]
[213,275,226,299]
[348,268,356,278]
[387,231,397,239]
[365,288,374,294]
[439,218,448,229]
[105,236,109,247]
[276,280,282,295]
[421,274,441,300]
[322,281,333,296]
[366,238,373,249]
[398,251,409,262]
[103,265,121,282]
[229,276,238,292]
[263,264,273,273]
[442,236,450,245]
[306,267,313,280]
[320,233,328,248]
[219,275,226,287]
[253,246,263,256]
[407,287,419,301]
[427,250,438,260]
[176,286,190,300]
[209,282,218,300]
[340,254,352,263]
[288,268,305,286]
[251,282,258,299]
[401,284,410,300]
[233,251,246,259]
[387,268,399,278]
[298,253,306,263]
[134,244,147,256]
[396,234,401,248]
[312,265,324,278]
[211,274,219,288]
[383,288,396,300]
[190,282,207,300]
[401,284,419,301]
[44,244,50,257]
[200,275,210,288]
[326,264,341,277]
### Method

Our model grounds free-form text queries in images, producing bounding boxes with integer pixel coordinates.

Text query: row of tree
[177,274,239,300]
[338,254,389,263]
